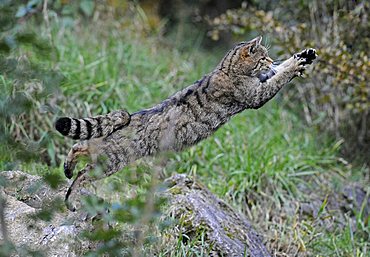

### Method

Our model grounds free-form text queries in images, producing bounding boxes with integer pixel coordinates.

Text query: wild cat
[55,36,317,210]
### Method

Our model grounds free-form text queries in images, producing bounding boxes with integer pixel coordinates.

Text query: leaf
[62,16,75,27]
[43,173,64,189]
[317,195,328,218]
[27,0,42,9]
[80,0,95,17]
[15,5,27,18]
[15,0,41,18]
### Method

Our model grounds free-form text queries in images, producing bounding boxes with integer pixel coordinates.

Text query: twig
[42,0,53,47]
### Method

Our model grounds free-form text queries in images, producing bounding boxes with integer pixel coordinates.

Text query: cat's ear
[251,36,262,45]
[248,36,262,54]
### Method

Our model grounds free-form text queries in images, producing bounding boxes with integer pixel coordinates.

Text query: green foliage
[158,229,211,257]
[0,1,62,169]
[14,0,95,25]
[208,0,370,161]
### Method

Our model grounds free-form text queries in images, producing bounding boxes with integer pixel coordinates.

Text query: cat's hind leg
[65,161,122,212]
[64,141,91,179]
[65,163,95,211]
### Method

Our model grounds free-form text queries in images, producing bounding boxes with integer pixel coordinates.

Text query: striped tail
[55,110,130,140]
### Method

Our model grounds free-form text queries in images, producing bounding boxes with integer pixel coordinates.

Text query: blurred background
[0,0,369,256]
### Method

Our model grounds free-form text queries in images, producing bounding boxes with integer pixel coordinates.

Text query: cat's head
[218,36,273,76]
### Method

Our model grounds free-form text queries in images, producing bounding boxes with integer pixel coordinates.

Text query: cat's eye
[250,45,256,54]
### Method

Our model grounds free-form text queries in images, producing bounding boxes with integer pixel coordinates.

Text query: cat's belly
[124,105,232,156]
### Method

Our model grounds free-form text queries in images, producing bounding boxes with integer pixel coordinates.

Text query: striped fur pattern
[60,36,317,211]
[55,110,130,140]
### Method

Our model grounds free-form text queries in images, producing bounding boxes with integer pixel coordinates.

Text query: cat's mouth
[266,57,274,64]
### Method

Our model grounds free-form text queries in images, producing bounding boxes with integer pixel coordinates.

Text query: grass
[1,6,369,257]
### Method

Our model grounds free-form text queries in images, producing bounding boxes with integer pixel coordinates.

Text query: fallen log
[164,174,271,257]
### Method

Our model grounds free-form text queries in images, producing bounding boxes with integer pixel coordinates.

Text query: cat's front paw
[293,48,317,76]
[295,48,317,65]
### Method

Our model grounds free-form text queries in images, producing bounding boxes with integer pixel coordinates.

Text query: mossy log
[165,174,271,257]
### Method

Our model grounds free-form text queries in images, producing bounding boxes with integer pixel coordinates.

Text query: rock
[1,170,66,209]
[0,171,93,257]
[342,184,370,218]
